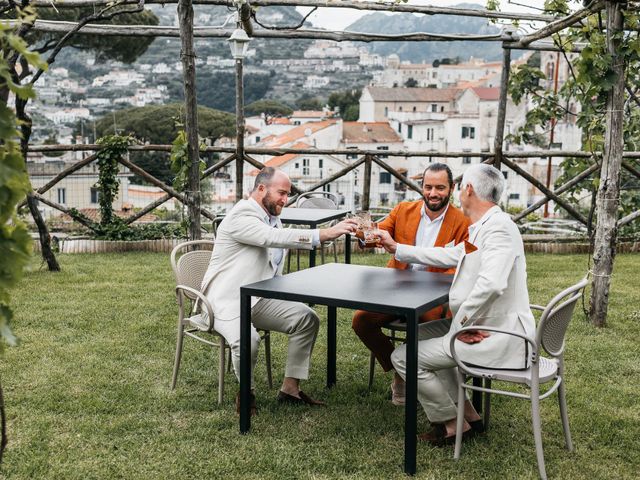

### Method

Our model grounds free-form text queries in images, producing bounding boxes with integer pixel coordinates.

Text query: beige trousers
[391,318,462,423]
[214,298,320,387]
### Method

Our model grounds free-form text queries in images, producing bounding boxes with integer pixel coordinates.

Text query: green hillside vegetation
[347,2,501,63]
[95,103,235,185]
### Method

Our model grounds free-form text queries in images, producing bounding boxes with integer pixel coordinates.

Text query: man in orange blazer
[352,163,470,405]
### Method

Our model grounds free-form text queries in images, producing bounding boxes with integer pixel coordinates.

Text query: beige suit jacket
[201,200,316,321]
[395,206,535,369]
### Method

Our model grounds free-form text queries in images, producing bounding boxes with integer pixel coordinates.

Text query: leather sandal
[276,390,326,406]
[468,419,486,434]
[235,391,257,417]
[418,423,472,447]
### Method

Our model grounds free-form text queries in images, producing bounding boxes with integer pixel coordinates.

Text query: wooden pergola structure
[4,0,639,327]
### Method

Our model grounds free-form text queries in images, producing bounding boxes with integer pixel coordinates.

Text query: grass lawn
[1,251,639,479]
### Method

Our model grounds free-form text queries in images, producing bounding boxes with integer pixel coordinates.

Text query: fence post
[590,0,625,327]
[493,46,511,170]
[178,0,201,240]
[362,154,372,211]
[235,50,245,202]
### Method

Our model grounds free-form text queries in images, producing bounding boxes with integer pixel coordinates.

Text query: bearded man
[351,163,470,406]
[202,167,357,413]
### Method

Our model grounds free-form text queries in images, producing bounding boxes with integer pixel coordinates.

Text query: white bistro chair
[450,276,589,480]
[170,240,273,404]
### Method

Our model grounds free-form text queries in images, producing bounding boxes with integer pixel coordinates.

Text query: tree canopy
[245,99,293,118]
[328,89,361,121]
[95,103,235,185]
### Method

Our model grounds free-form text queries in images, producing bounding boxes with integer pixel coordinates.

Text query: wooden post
[493,46,512,170]
[362,154,372,211]
[235,54,245,202]
[590,0,625,327]
[178,0,201,240]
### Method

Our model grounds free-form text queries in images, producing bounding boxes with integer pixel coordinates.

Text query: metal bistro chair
[450,276,589,480]
[170,240,273,404]
[287,191,340,272]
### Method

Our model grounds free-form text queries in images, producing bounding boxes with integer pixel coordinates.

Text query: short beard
[424,196,450,212]
[262,192,280,216]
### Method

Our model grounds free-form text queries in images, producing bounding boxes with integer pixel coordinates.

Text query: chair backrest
[296,191,338,209]
[170,240,215,300]
[536,276,589,357]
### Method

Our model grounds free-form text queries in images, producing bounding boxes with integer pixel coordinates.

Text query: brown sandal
[276,390,326,406]
[418,423,472,447]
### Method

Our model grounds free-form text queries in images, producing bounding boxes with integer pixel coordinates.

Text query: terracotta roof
[291,110,325,118]
[342,122,403,143]
[271,118,291,125]
[261,119,338,148]
[366,87,462,103]
[472,87,501,101]
[249,142,311,176]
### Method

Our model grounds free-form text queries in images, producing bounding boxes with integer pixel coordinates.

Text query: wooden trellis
[6,0,638,327]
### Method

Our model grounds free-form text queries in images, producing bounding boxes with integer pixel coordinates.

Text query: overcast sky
[298,1,580,30]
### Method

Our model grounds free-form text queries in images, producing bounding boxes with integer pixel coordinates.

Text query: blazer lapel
[433,206,453,247]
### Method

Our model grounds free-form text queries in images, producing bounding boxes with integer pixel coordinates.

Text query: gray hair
[460,164,505,203]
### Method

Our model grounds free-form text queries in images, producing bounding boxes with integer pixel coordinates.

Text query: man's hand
[456,330,490,344]
[375,229,398,254]
[319,218,358,242]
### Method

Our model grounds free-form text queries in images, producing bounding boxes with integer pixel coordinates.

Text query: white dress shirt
[248,198,320,275]
[410,204,449,270]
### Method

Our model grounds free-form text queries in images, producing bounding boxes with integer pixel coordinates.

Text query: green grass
[1,251,639,479]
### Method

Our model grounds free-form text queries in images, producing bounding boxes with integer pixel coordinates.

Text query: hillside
[345,3,502,63]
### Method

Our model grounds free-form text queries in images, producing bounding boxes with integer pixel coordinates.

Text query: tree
[196,72,271,112]
[245,99,293,122]
[0,7,42,463]
[95,103,235,185]
[405,77,418,88]
[328,89,362,121]
[296,95,323,111]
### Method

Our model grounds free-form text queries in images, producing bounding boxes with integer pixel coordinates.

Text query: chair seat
[468,356,559,385]
[187,314,211,332]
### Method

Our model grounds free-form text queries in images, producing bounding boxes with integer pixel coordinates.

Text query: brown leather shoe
[276,390,326,406]
[418,423,472,447]
[235,391,257,416]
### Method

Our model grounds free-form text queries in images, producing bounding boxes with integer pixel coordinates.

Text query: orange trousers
[351,305,448,372]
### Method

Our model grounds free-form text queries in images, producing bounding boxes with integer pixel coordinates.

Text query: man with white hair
[376,163,536,446]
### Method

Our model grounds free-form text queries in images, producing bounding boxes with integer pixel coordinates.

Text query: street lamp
[229,27,250,201]
[227,27,250,60]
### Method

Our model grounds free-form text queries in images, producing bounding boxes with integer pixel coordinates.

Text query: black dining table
[238,263,453,475]
[279,207,351,267]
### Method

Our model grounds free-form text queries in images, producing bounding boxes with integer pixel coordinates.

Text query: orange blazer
[379,200,471,321]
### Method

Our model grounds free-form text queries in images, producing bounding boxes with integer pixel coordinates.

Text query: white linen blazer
[201,200,316,321]
[395,206,535,369]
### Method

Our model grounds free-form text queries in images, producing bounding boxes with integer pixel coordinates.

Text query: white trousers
[391,318,461,423]
[213,298,320,387]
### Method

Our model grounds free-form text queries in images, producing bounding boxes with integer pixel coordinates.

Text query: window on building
[462,157,471,164]
[255,136,261,143]
[503,171,508,179]
[380,193,389,206]
[384,106,389,117]
[379,171,392,184]
[407,125,413,139]
[426,128,434,141]
[412,106,417,112]
[323,184,331,193]
[376,146,389,159]
[90,187,100,204]
[462,126,476,139]
[431,104,438,112]
[397,122,402,133]
[509,193,520,200]
[57,187,66,205]
[398,106,403,112]
[303,158,310,176]
[295,162,299,168]
[440,106,445,112]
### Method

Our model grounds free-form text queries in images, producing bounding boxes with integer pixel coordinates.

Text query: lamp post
[228,27,250,202]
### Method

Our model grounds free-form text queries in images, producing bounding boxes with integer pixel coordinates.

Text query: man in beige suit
[377,164,536,446]
[202,167,356,411]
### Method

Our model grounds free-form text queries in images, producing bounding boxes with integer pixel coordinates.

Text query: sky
[297,1,579,31]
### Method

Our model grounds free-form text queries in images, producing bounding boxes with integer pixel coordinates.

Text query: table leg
[472,379,483,413]
[240,292,252,434]
[327,306,337,388]
[344,233,351,264]
[309,247,316,268]
[404,311,419,475]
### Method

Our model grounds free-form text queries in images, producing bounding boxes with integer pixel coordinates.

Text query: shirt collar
[421,202,449,225]
[248,197,278,226]
[468,205,501,236]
